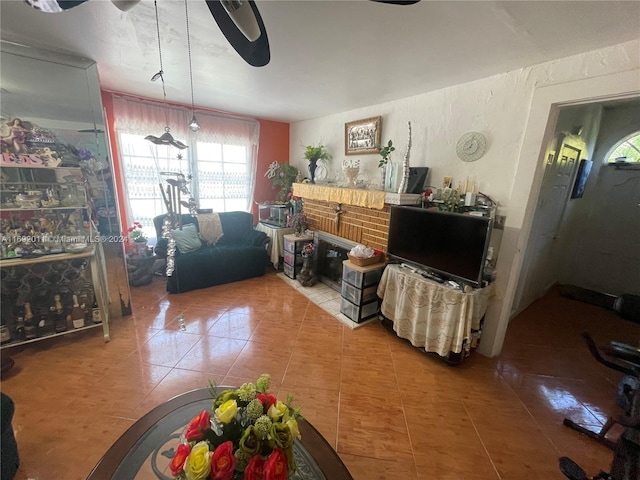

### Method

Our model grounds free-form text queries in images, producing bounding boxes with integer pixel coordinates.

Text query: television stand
[377,264,493,364]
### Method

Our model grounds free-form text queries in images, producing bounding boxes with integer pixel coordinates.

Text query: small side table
[127,254,156,287]
[255,222,294,268]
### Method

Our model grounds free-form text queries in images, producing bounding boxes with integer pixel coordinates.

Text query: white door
[516,138,581,311]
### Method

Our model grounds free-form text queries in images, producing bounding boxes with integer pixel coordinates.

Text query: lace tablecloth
[377,264,493,356]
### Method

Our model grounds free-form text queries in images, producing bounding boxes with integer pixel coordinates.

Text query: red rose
[257,393,276,411]
[169,442,191,476]
[185,410,211,442]
[264,449,288,480]
[244,455,265,480]
[210,441,236,480]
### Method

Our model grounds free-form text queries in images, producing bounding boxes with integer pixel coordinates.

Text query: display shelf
[0,164,111,348]
[0,248,95,267]
[0,321,104,350]
[0,205,88,212]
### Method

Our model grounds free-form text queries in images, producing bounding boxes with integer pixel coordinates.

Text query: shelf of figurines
[1,209,95,264]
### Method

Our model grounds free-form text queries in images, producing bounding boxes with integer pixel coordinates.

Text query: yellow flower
[286,417,300,439]
[184,441,212,480]
[267,400,288,421]
[215,399,238,424]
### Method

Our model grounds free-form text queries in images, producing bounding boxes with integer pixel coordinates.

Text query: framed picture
[345,116,381,155]
[570,158,592,199]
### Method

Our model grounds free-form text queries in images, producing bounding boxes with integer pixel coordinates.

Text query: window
[606,131,640,163]
[117,133,189,242]
[112,96,259,242]
[196,142,250,212]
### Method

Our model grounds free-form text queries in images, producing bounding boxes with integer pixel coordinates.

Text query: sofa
[154,211,269,294]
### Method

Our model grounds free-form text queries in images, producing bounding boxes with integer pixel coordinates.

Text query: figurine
[1,118,29,154]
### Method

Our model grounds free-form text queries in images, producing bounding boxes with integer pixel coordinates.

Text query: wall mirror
[1,41,131,318]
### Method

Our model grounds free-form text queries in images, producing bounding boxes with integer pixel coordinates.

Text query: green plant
[271,163,299,203]
[303,144,331,163]
[378,139,395,168]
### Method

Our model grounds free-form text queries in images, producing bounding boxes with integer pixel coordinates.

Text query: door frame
[476,68,640,358]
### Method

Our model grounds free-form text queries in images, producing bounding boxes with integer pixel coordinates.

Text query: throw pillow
[170,224,202,253]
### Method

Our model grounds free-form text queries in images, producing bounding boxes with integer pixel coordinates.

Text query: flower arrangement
[286,213,307,233]
[301,242,314,258]
[127,221,147,242]
[169,374,303,480]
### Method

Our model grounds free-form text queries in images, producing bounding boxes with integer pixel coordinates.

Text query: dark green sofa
[153,212,269,294]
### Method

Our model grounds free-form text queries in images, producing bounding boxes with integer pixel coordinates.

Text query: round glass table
[87,388,353,479]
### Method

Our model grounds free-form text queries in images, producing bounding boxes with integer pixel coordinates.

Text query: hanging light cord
[185,0,196,113]
[154,0,167,101]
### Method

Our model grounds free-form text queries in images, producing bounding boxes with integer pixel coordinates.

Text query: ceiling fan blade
[205,0,270,67]
[370,0,421,4]
[24,0,90,12]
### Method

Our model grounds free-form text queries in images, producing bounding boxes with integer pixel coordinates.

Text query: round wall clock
[456,132,487,162]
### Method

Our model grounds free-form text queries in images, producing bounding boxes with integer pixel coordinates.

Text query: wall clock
[456,132,486,162]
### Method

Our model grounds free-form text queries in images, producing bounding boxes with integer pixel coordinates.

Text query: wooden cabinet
[0,165,110,349]
[340,260,385,323]
[283,233,313,279]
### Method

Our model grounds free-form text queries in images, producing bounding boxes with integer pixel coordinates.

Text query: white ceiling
[1,0,639,123]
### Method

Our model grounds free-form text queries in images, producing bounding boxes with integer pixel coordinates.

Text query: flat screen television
[387,206,492,288]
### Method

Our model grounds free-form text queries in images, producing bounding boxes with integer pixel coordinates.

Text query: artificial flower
[185,410,210,442]
[285,418,300,440]
[167,375,302,479]
[268,422,294,450]
[244,454,265,480]
[210,441,236,480]
[215,399,238,424]
[169,442,191,476]
[257,393,276,411]
[267,400,288,421]
[239,425,262,456]
[183,441,212,480]
[264,449,288,480]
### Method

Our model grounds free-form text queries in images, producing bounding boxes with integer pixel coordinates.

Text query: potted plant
[378,140,395,191]
[270,162,299,203]
[286,212,308,236]
[303,144,331,183]
[127,221,148,256]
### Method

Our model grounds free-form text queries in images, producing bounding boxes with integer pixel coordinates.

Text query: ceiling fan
[24,0,419,67]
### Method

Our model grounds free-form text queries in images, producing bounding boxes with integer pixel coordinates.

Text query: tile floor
[1,270,639,480]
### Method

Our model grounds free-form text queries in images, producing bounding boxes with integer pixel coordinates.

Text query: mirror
[1,41,131,318]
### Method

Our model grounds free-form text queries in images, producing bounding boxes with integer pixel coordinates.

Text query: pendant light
[185,0,200,132]
[145,0,188,149]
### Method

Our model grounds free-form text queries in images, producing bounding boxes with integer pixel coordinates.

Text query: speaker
[407,167,429,194]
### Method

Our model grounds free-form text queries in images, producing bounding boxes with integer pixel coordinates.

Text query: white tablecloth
[255,223,294,268]
[377,264,493,356]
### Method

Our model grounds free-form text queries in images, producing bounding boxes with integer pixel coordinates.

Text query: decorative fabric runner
[293,183,386,210]
[198,213,224,244]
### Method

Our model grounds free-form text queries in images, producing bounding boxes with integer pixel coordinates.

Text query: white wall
[290,39,640,357]
[560,103,640,295]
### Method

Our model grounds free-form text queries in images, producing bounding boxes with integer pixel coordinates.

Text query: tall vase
[398,121,412,194]
[308,159,318,184]
[379,164,386,191]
